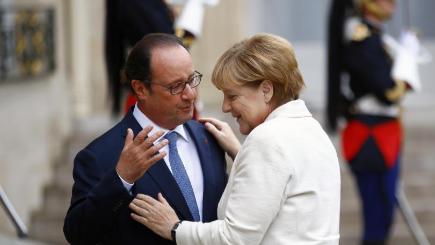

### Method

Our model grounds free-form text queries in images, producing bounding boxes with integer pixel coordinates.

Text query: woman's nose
[222,97,231,113]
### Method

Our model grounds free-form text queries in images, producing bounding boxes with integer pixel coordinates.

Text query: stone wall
[0,0,72,237]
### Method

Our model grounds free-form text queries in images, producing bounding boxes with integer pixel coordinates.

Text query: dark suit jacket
[64,110,227,244]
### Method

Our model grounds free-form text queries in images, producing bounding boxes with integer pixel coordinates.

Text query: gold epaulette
[175,28,195,49]
[351,23,371,42]
[175,28,185,39]
[182,37,194,49]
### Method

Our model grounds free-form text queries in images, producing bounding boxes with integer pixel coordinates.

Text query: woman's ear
[260,80,274,103]
[131,80,149,100]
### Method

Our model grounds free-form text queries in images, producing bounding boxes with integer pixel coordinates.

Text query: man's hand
[116,126,168,183]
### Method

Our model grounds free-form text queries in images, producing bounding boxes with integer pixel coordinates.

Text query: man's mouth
[179,105,193,111]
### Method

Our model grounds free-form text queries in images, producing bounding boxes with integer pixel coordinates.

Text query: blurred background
[0,0,434,244]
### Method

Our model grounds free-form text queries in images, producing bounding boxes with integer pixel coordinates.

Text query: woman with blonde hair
[130,33,341,245]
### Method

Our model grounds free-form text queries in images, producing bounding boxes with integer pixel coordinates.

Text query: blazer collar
[266,99,312,121]
[122,108,143,136]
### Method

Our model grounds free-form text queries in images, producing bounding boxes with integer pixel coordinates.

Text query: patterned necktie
[164,131,200,221]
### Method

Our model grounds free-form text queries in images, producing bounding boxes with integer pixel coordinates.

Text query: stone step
[29,215,67,245]
[51,162,74,191]
[0,234,48,245]
[339,236,435,245]
[339,183,435,202]
[339,184,435,204]
[340,198,435,244]
[341,190,435,209]
[33,186,70,219]
[340,213,435,244]
[27,116,116,244]
[340,209,435,228]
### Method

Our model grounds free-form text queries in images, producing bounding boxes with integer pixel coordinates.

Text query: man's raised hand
[116,126,168,183]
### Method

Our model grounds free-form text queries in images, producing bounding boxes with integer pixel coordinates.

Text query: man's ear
[260,80,274,103]
[131,80,149,100]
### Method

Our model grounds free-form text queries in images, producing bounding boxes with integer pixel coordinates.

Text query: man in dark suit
[64,33,227,244]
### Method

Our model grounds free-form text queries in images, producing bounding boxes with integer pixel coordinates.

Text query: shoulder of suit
[185,119,205,130]
[345,17,371,42]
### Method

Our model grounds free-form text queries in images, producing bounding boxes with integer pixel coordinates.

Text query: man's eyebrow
[167,73,196,86]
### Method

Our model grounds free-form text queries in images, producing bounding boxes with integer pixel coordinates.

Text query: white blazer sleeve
[176,132,293,245]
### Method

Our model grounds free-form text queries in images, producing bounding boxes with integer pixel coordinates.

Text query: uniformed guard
[326,0,425,244]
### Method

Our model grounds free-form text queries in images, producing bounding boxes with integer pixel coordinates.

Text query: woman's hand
[199,117,241,160]
[129,193,180,240]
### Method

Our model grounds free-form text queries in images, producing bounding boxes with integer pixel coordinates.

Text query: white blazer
[177,100,341,245]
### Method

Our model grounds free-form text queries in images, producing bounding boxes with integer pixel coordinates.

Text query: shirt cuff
[117,173,134,192]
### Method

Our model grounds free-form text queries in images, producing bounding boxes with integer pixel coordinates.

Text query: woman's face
[221,82,272,135]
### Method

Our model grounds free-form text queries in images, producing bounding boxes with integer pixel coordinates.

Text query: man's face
[376,0,396,19]
[139,45,196,129]
[364,0,396,21]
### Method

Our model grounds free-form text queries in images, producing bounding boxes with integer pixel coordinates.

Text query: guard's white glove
[392,30,421,91]
[400,30,420,56]
[175,0,219,37]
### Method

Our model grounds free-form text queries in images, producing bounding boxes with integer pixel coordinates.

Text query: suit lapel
[122,111,193,220]
[144,161,193,221]
[185,121,216,221]
[121,108,142,137]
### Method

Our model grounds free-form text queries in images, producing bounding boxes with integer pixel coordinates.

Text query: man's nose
[181,84,196,100]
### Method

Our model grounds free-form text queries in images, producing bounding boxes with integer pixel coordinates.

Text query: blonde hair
[211,33,304,105]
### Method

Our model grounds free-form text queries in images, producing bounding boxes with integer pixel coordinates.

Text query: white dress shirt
[118,104,204,220]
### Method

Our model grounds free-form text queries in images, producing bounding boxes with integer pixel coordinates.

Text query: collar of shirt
[132,104,189,143]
